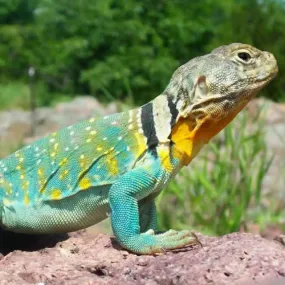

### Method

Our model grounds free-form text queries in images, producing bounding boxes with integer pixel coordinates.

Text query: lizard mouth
[256,66,278,83]
[189,74,272,118]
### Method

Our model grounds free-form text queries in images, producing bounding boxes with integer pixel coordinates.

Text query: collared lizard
[0,43,278,254]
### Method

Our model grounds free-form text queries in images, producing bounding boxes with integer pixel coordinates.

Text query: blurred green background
[0,0,285,110]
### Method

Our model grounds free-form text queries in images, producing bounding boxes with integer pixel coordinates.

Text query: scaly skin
[0,43,278,254]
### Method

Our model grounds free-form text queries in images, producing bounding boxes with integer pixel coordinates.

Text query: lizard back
[0,109,151,232]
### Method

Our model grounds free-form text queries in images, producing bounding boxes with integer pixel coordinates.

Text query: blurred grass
[157,109,275,236]
[0,81,76,110]
[0,81,30,110]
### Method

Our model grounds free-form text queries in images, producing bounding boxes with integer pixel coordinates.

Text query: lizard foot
[121,229,200,255]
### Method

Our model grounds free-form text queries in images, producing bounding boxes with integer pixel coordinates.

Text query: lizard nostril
[264,51,274,61]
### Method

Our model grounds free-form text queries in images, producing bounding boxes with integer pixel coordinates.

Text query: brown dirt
[0,230,285,285]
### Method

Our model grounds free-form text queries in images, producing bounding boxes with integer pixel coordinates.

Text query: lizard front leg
[109,167,198,254]
[139,197,158,233]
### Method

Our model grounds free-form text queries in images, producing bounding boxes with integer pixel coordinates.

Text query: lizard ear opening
[194,75,209,99]
[177,75,209,120]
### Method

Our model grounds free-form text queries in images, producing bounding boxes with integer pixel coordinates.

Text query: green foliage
[0,0,284,107]
[0,80,57,110]
[157,110,272,235]
[0,81,30,110]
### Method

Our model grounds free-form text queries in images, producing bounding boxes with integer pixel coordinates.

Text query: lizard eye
[237,52,251,62]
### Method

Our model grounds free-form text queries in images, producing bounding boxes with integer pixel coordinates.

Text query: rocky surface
[0,230,285,285]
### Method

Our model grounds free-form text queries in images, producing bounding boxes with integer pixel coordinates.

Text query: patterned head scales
[165,43,278,120]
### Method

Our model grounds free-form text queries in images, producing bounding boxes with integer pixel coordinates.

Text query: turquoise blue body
[0,105,196,254]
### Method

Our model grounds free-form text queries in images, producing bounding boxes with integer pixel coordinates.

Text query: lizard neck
[170,101,248,166]
[139,94,180,148]
[140,92,247,167]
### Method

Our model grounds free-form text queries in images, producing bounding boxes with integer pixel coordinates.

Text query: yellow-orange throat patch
[171,103,247,166]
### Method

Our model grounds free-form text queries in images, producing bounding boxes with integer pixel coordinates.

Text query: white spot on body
[111,121,117,125]
[128,110,133,123]
[118,136,122,141]
[176,98,185,115]
[136,108,141,121]
[70,131,75,136]
[128,124,134,130]
[85,126,91,131]
[103,137,107,141]
[49,138,55,143]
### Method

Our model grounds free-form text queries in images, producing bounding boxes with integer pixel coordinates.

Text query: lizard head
[166,43,278,165]
[166,43,278,121]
